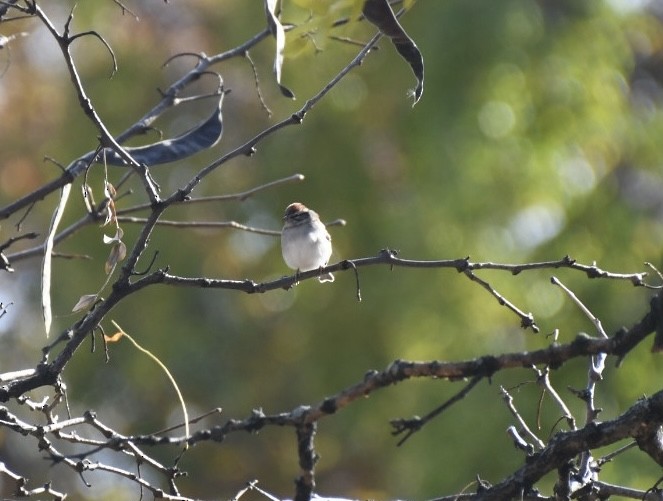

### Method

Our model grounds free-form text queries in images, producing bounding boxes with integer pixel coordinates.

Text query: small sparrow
[281,202,334,283]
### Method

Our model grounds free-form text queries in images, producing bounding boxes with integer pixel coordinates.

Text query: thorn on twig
[344,260,361,302]
[562,255,576,266]
[132,251,160,277]
[16,201,36,231]
[67,27,118,78]
[391,375,483,446]
[111,0,139,20]
[567,386,590,403]
[162,51,206,68]
[43,156,67,173]
[390,416,422,445]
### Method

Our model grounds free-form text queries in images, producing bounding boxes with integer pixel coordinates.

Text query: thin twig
[116,217,282,236]
[551,276,608,338]
[390,375,483,446]
[116,173,306,216]
[501,386,546,450]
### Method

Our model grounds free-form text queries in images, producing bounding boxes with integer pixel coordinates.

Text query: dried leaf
[104,331,124,343]
[116,240,127,261]
[42,183,72,336]
[102,198,116,227]
[102,91,225,166]
[72,294,98,313]
[104,182,117,199]
[362,0,424,105]
[103,227,124,245]
[265,0,295,99]
[82,183,95,213]
[105,241,127,274]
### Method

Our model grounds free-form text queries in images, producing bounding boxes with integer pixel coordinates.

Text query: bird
[281,202,334,283]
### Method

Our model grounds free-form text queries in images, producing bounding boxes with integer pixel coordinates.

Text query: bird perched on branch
[281,202,334,283]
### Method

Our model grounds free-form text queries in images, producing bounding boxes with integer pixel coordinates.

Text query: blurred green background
[2,0,663,499]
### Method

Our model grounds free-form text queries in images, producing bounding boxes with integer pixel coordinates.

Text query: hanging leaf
[265,0,296,98]
[72,294,99,313]
[103,226,125,274]
[105,241,127,275]
[104,330,124,343]
[102,91,226,166]
[82,183,95,213]
[362,0,424,105]
[42,183,72,336]
[103,227,124,245]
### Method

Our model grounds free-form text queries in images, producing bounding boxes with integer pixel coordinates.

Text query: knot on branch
[320,397,338,415]
[562,255,576,266]
[378,248,398,259]
[244,279,264,294]
[390,416,422,436]
[385,359,414,379]
[209,426,226,443]
[455,256,471,272]
[478,355,500,378]
[174,189,191,203]
[246,408,267,433]
[520,313,537,331]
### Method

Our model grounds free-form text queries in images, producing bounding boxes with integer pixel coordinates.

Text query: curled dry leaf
[71,294,98,313]
[362,0,424,105]
[103,227,124,245]
[105,241,127,275]
[265,0,295,98]
[104,331,124,343]
[82,183,95,213]
[104,181,117,199]
[102,198,116,227]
